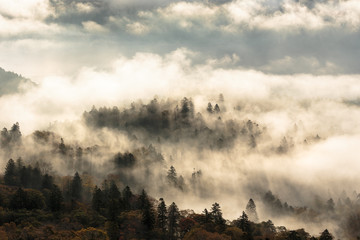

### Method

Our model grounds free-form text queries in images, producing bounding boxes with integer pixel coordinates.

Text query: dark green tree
[168,202,180,240]
[236,211,253,240]
[92,186,104,212]
[122,186,133,210]
[140,190,155,231]
[211,202,225,225]
[49,184,63,212]
[108,181,121,220]
[4,159,18,186]
[70,172,82,201]
[157,198,168,236]
[42,174,54,190]
[10,187,26,209]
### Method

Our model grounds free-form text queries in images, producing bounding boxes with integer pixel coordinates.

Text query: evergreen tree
[0,127,10,148]
[70,172,82,201]
[168,202,180,240]
[214,104,220,113]
[31,165,42,189]
[140,190,155,231]
[157,198,168,235]
[236,211,253,240]
[108,181,121,220]
[210,202,225,226]
[319,229,333,240]
[42,174,54,190]
[4,159,18,186]
[245,199,259,222]
[9,122,21,143]
[10,187,27,209]
[207,103,213,113]
[92,186,104,212]
[167,166,178,187]
[122,186,133,210]
[49,184,63,212]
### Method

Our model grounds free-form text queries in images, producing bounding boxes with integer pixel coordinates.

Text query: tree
[236,211,253,240]
[4,159,18,186]
[92,186,104,212]
[245,199,259,222]
[70,172,82,201]
[319,229,333,240]
[141,190,155,231]
[211,202,225,226]
[10,187,26,209]
[108,181,121,220]
[42,174,54,190]
[167,166,178,187]
[9,122,21,144]
[207,103,213,113]
[49,184,63,212]
[157,198,168,236]
[214,104,220,113]
[168,202,180,240]
[122,186,133,210]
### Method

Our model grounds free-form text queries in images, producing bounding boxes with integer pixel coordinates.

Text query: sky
[0,0,360,132]
[1,0,360,235]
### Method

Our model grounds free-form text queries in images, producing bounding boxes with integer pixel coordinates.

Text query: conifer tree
[245,199,259,222]
[168,202,180,240]
[70,172,82,201]
[157,198,168,235]
[4,159,18,186]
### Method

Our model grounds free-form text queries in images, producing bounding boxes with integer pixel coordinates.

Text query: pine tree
[108,181,121,220]
[122,186,133,210]
[207,103,213,113]
[157,198,168,235]
[168,202,180,240]
[10,187,27,209]
[70,172,82,201]
[4,159,18,186]
[211,202,225,225]
[167,166,178,187]
[245,199,259,222]
[92,186,104,212]
[236,211,253,240]
[49,184,63,212]
[214,104,220,113]
[141,190,155,231]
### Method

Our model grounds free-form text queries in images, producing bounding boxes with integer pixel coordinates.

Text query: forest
[0,96,358,240]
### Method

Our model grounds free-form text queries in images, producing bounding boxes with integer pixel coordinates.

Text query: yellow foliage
[73,227,109,240]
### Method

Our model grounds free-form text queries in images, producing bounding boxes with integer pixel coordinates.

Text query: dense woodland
[0,97,358,239]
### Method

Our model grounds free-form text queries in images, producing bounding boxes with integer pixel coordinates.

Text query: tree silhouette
[168,202,180,240]
[245,199,259,222]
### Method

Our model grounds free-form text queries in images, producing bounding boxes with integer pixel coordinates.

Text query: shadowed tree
[168,202,180,240]
[157,198,168,237]
[70,172,82,201]
[4,159,18,186]
[140,189,155,232]
[92,186,104,213]
[49,184,63,212]
[122,186,133,210]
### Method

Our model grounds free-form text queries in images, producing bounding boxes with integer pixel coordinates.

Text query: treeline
[83,97,264,150]
[0,158,338,240]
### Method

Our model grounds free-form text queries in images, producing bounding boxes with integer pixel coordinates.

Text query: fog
[0,49,359,237]
[1,0,360,238]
